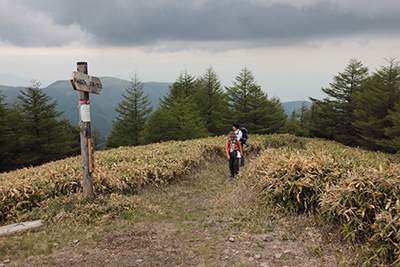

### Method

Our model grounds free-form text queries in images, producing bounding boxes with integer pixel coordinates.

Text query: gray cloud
[1,0,400,49]
[0,1,88,46]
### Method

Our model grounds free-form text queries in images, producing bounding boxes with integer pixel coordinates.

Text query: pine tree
[145,70,208,143]
[285,110,300,136]
[144,105,177,143]
[284,102,312,137]
[161,70,197,107]
[297,102,312,137]
[195,66,230,135]
[0,93,26,172]
[226,67,286,134]
[168,95,209,140]
[353,57,400,152]
[106,73,153,148]
[14,80,78,168]
[385,102,400,150]
[0,91,9,171]
[310,58,369,146]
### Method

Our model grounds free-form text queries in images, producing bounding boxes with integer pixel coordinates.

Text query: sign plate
[70,71,102,94]
[80,104,91,122]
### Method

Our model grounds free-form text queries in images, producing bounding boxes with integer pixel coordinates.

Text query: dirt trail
[6,156,350,267]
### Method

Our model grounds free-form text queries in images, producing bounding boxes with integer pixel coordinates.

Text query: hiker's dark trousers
[229,151,239,176]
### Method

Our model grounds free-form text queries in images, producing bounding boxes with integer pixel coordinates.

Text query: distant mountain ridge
[1,78,310,138]
[0,73,31,87]
[281,100,311,115]
[1,77,171,138]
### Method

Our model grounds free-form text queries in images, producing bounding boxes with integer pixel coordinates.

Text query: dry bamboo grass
[248,138,400,265]
[0,137,220,219]
[1,134,291,220]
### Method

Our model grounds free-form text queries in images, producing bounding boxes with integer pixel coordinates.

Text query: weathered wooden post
[70,62,102,200]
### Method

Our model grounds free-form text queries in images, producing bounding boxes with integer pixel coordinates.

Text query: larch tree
[145,70,208,143]
[310,58,369,146]
[106,72,153,148]
[14,80,78,168]
[226,67,286,134]
[194,66,230,135]
[161,70,197,107]
[143,105,177,143]
[0,91,10,171]
[284,102,312,137]
[353,57,400,152]
[0,93,26,172]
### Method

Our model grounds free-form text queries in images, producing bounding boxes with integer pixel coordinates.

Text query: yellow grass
[0,134,279,219]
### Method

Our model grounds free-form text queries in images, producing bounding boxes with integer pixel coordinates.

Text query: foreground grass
[0,154,351,266]
[0,156,232,263]
[2,134,397,266]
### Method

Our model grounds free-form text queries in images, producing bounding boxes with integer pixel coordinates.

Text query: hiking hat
[229,131,236,138]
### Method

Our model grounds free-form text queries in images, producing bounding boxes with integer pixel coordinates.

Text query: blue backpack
[240,127,249,145]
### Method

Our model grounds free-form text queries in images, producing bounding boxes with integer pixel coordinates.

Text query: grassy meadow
[1,134,400,266]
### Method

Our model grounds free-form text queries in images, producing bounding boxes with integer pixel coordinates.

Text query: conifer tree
[385,102,400,151]
[195,66,230,135]
[260,96,287,134]
[145,70,208,143]
[144,105,177,143]
[284,110,300,136]
[160,70,197,106]
[106,72,152,148]
[226,67,286,134]
[0,93,26,172]
[168,95,209,140]
[284,102,312,137]
[14,80,78,168]
[310,58,369,146]
[0,91,9,171]
[353,57,400,152]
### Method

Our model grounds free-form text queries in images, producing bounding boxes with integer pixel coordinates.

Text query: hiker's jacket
[225,139,243,158]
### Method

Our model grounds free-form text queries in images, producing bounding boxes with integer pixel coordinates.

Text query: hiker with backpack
[226,131,243,177]
[232,123,242,141]
[232,123,249,166]
[240,127,249,147]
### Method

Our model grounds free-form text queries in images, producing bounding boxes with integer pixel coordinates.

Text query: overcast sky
[0,0,399,101]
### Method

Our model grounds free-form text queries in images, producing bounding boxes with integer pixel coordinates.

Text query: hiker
[226,131,243,178]
[240,127,249,147]
[232,123,242,141]
[233,123,246,166]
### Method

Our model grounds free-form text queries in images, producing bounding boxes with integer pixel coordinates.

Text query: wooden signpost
[70,71,102,94]
[70,62,103,200]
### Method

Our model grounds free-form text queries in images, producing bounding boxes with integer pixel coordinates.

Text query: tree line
[1,59,399,172]
[106,67,286,147]
[286,57,400,153]
[0,80,80,172]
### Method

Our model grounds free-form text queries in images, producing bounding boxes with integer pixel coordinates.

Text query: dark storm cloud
[2,0,400,48]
